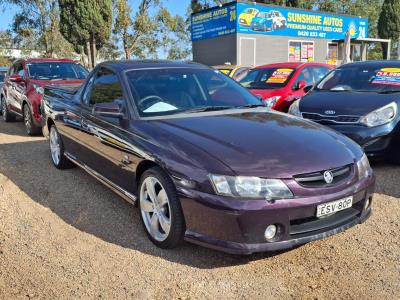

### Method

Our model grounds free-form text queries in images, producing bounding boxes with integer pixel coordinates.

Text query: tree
[59,0,112,68]
[157,7,191,59]
[378,0,400,58]
[114,0,160,59]
[0,0,74,57]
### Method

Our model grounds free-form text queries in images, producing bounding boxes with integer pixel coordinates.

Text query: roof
[213,65,242,70]
[340,60,400,68]
[101,60,209,71]
[17,58,77,64]
[255,62,330,69]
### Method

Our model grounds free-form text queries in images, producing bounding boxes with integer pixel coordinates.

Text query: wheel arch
[47,117,55,132]
[136,160,162,185]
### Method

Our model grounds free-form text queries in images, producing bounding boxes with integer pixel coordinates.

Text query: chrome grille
[294,165,353,187]
[302,112,360,124]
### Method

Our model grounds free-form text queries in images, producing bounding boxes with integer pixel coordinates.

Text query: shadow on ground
[0,120,288,269]
[370,161,400,198]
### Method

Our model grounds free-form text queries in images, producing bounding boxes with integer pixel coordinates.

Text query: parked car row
[238,62,333,111]
[289,61,400,163]
[3,57,395,255]
[0,58,88,135]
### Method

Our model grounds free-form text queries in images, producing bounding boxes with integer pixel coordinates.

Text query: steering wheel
[138,95,164,110]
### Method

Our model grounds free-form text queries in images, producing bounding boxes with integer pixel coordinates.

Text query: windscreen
[126,68,261,117]
[316,66,400,93]
[27,62,88,80]
[239,68,295,89]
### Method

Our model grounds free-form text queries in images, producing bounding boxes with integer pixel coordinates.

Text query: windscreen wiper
[183,106,233,113]
[237,104,266,108]
[378,90,400,94]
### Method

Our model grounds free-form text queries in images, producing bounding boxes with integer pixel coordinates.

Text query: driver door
[79,67,135,193]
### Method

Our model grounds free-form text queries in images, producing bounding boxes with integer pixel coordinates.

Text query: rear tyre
[49,125,74,169]
[23,104,41,136]
[2,96,16,122]
[138,167,185,249]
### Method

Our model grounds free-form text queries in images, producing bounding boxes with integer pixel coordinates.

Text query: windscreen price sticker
[266,68,294,84]
[372,68,400,86]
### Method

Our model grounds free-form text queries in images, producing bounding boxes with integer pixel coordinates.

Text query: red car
[238,62,334,112]
[0,58,88,135]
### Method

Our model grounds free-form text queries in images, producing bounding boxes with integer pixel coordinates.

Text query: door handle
[121,155,132,165]
[81,120,89,129]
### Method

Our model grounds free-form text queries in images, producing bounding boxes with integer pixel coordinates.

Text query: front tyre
[49,125,74,169]
[139,167,185,249]
[2,96,16,122]
[23,104,41,136]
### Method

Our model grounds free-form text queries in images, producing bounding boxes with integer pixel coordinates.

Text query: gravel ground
[0,119,399,300]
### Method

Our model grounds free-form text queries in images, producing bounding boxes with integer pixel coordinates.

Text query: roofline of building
[191,0,367,20]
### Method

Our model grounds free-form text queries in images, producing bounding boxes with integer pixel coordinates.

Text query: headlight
[288,99,302,117]
[33,84,44,95]
[357,153,372,179]
[209,174,293,199]
[264,96,281,109]
[360,102,397,127]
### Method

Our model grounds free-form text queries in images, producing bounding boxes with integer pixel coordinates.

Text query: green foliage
[378,0,400,40]
[0,56,12,66]
[59,0,112,50]
[59,0,112,67]
[0,0,74,57]
[113,0,190,60]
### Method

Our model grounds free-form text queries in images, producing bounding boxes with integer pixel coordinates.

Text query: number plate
[316,196,353,218]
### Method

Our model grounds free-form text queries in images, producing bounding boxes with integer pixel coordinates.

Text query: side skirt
[64,152,137,205]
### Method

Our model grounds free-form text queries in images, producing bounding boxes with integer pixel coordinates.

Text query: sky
[0,0,190,31]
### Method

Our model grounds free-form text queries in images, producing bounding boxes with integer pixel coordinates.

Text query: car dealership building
[191,1,390,67]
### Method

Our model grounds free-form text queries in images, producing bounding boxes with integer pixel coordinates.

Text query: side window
[86,68,126,118]
[312,67,330,83]
[294,67,314,87]
[15,64,25,79]
[233,67,248,79]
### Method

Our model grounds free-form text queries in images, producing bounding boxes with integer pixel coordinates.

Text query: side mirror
[303,85,314,94]
[9,74,23,82]
[92,102,124,119]
[295,80,307,90]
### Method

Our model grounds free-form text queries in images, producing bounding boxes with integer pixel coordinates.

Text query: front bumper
[179,174,375,255]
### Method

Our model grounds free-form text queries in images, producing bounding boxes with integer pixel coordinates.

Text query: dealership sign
[191,4,237,41]
[191,2,368,41]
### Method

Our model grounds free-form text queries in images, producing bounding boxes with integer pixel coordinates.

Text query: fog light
[364,198,371,210]
[264,225,277,240]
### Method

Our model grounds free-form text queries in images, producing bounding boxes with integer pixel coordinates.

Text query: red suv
[238,62,334,112]
[0,58,88,135]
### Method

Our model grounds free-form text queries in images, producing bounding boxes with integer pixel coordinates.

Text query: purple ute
[41,61,375,254]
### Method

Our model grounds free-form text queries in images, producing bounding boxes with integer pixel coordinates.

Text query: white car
[267,10,287,30]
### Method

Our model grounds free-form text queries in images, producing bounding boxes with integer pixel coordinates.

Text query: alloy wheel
[2,98,6,121]
[140,176,171,242]
[24,106,32,133]
[49,127,61,165]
